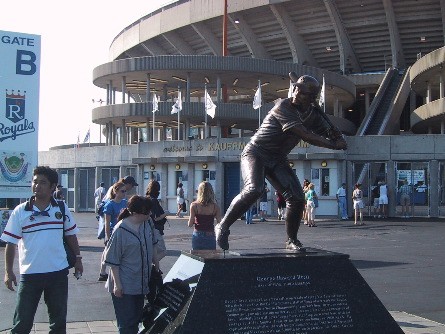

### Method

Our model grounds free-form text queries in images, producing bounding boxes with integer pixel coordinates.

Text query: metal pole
[204,85,207,137]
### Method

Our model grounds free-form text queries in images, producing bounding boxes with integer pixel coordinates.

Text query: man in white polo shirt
[1,166,83,333]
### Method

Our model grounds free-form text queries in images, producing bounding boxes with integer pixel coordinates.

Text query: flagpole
[152,94,156,142]
[204,84,208,139]
[177,87,180,140]
[258,80,261,129]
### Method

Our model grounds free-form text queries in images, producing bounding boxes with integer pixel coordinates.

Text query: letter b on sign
[16,50,37,75]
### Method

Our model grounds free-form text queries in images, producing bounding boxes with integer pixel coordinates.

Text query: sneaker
[97,274,108,282]
[285,239,306,252]
[215,224,230,250]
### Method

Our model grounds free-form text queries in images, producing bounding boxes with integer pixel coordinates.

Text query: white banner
[0,30,41,198]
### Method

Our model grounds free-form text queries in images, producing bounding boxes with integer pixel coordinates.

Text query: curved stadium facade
[40,0,445,217]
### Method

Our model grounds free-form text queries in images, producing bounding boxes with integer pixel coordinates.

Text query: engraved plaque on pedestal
[144,248,403,334]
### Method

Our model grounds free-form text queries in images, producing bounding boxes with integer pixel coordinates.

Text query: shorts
[177,197,184,205]
[353,200,364,210]
[400,194,411,205]
[379,195,388,205]
[259,202,268,211]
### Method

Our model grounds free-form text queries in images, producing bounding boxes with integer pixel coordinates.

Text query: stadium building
[40,0,445,218]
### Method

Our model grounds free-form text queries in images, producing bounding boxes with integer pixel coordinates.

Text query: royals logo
[5,90,25,123]
[1,89,35,142]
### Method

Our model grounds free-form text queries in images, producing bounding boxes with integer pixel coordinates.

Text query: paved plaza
[1,213,444,333]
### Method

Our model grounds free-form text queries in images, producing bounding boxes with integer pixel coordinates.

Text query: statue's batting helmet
[289,72,320,97]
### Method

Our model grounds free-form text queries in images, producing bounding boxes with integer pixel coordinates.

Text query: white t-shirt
[0,198,79,274]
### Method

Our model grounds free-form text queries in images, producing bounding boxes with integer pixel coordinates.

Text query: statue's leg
[216,153,266,250]
[267,162,305,251]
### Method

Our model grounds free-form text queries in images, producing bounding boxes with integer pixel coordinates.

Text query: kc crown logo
[1,89,35,142]
[6,89,25,123]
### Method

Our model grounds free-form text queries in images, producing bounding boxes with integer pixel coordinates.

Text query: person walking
[176,182,185,218]
[98,181,128,282]
[103,195,160,334]
[276,190,286,221]
[305,183,318,227]
[1,166,83,333]
[399,180,412,218]
[187,181,222,250]
[336,183,348,220]
[379,181,389,218]
[53,184,65,201]
[245,204,254,225]
[259,186,270,222]
[302,179,311,224]
[352,183,365,225]
[145,179,168,262]
[214,73,347,252]
[94,182,106,213]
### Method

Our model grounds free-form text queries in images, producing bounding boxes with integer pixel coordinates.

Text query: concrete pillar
[426,81,431,103]
[365,89,370,113]
[121,119,126,145]
[146,73,151,103]
[113,88,116,104]
[217,76,221,103]
[429,160,439,217]
[74,168,79,212]
[163,85,168,101]
[410,90,416,112]
[439,73,444,99]
[122,76,126,103]
[146,117,151,142]
[346,160,354,217]
[109,80,113,103]
[185,119,190,139]
[387,160,396,217]
[106,84,110,105]
[186,73,191,103]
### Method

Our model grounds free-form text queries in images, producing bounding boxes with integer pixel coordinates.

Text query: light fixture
[233,89,238,94]
[202,163,208,169]
[420,36,426,42]
[234,18,240,24]
[172,76,187,82]
[321,160,327,167]
[276,88,289,93]
[204,76,210,84]
[289,162,294,168]
[151,77,168,83]
[175,164,181,170]
[326,46,332,51]
[261,82,270,87]
[150,165,155,170]
[233,78,239,85]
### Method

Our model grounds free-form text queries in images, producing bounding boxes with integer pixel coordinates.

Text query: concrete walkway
[1,213,444,333]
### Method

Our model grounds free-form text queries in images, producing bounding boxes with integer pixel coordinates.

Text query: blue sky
[1,0,171,150]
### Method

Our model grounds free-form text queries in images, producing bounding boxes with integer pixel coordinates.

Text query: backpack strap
[57,200,66,223]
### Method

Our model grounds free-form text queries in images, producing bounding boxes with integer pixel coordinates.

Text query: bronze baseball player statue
[215,72,347,251]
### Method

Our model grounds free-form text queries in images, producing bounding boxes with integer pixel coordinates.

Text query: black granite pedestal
[143,248,403,334]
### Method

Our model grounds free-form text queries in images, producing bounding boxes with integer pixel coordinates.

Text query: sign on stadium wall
[0,30,40,198]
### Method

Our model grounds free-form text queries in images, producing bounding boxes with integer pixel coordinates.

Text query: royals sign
[0,30,40,197]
